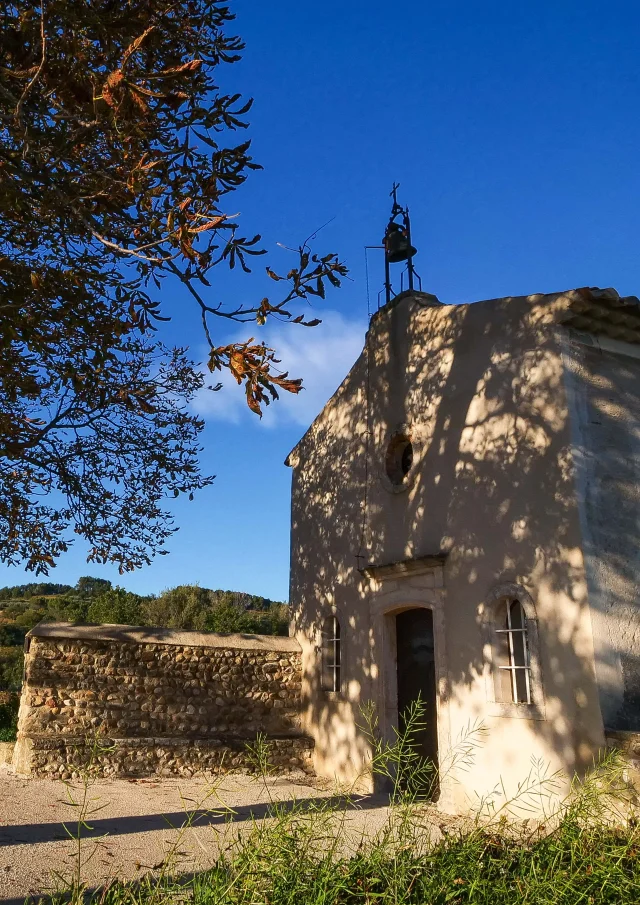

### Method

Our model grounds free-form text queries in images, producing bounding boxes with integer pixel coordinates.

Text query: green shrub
[1,601,29,620]
[0,624,26,646]
[13,606,46,629]
[0,646,23,690]
[142,584,210,631]
[87,588,144,625]
[0,695,18,740]
[204,595,290,635]
[44,594,90,623]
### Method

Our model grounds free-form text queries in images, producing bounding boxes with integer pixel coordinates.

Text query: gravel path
[0,767,393,902]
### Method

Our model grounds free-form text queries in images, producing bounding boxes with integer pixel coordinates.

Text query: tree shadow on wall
[289,293,640,789]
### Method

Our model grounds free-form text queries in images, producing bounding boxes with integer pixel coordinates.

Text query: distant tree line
[0,582,74,599]
[0,577,289,637]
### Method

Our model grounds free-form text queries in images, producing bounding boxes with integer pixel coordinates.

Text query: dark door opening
[396,607,439,797]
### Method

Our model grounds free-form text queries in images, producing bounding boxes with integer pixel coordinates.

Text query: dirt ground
[0,766,394,902]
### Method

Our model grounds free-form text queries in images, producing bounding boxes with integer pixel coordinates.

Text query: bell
[384,221,417,263]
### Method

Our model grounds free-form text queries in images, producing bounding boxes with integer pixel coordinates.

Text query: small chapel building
[286,285,640,812]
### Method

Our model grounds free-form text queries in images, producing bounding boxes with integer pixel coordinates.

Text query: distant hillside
[0,577,286,620]
[0,577,290,707]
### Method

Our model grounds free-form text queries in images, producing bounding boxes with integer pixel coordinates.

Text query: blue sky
[2,0,639,599]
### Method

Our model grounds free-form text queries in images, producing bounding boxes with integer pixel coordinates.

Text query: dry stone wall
[13,623,313,779]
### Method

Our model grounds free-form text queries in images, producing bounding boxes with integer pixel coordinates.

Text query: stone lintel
[360,553,447,582]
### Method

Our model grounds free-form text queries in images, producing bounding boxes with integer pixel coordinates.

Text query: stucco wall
[563,339,640,731]
[288,349,374,785]
[288,291,606,811]
[13,623,312,778]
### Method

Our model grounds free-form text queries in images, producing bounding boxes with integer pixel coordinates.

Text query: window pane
[322,632,333,666]
[499,667,514,702]
[495,629,511,668]
[496,605,512,701]
[322,615,341,693]
[508,600,530,704]
[509,599,524,633]
[509,601,527,667]
[494,598,532,704]
[514,667,529,704]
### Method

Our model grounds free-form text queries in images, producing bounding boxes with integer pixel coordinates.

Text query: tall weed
[49,705,640,904]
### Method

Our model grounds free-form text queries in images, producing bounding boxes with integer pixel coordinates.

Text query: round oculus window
[385,434,414,487]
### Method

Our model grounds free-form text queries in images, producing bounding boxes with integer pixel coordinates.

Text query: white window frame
[482,582,545,720]
[495,598,532,704]
[321,614,342,695]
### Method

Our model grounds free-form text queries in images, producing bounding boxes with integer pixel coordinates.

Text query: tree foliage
[0,581,72,598]
[0,646,22,690]
[0,577,290,636]
[141,584,289,634]
[86,587,147,625]
[74,576,112,597]
[141,583,212,631]
[0,1,345,574]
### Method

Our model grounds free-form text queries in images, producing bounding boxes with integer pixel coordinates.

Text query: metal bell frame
[383,183,418,305]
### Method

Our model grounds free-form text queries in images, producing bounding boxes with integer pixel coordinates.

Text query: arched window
[483,583,543,716]
[495,598,531,704]
[321,614,341,694]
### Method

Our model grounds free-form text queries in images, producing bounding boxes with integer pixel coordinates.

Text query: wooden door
[396,607,439,795]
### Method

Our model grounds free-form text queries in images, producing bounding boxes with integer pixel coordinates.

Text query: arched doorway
[395,607,439,795]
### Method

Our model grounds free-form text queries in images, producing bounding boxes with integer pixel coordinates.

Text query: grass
[45,705,640,905]
[51,781,640,905]
[182,825,639,904]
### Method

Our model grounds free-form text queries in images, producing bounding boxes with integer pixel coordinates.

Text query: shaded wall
[288,354,374,782]
[564,339,640,731]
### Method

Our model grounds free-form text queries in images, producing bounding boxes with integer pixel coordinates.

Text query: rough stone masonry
[12,622,313,779]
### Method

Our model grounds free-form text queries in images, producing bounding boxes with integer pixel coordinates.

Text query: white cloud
[194,310,366,429]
